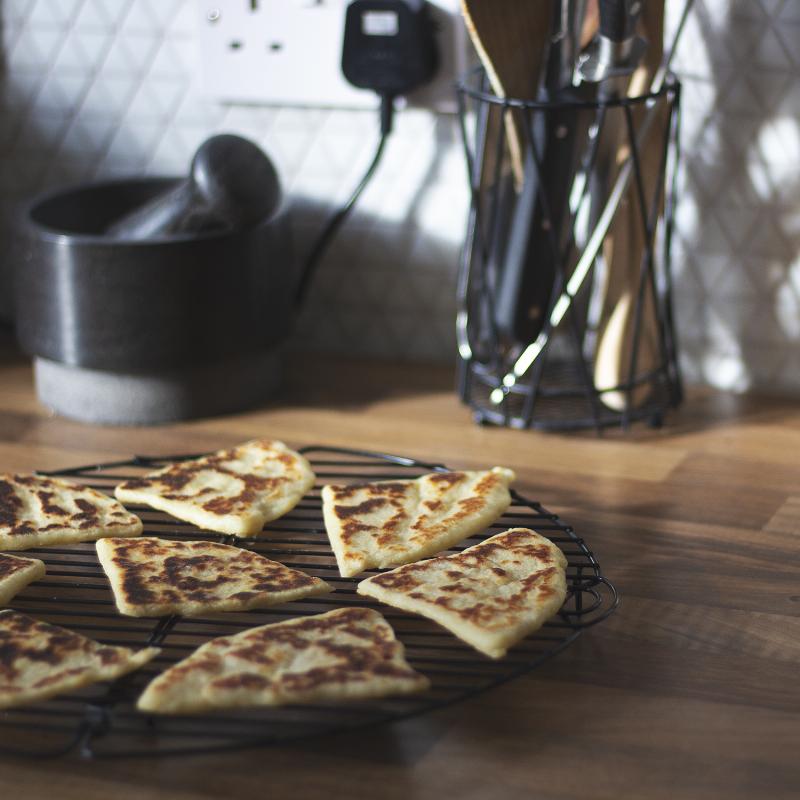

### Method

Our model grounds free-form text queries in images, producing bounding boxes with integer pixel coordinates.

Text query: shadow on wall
[0,0,112,323]
[0,0,463,362]
[290,122,461,364]
[674,1,800,392]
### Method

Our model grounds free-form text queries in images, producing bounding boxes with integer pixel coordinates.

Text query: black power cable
[294,0,438,306]
[294,94,395,308]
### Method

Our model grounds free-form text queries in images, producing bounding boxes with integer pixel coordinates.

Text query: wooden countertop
[0,340,798,799]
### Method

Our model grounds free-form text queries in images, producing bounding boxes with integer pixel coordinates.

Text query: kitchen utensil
[592,0,666,411]
[494,0,597,345]
[15,177,291,424]
[459,0,553,189]
[484,0,691,411]
[106,134,281,239]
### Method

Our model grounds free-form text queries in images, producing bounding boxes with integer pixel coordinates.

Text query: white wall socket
[197,0,469,113]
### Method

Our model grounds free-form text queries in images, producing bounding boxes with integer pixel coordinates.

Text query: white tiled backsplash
[1,0,799,391]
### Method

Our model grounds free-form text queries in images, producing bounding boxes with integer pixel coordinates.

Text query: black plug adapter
[341,0,438,98]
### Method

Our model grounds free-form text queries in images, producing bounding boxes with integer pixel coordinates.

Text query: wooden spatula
[593,0,666,412]
[460,0,553,189]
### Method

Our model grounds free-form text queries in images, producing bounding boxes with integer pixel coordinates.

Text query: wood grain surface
[0,334,798,799]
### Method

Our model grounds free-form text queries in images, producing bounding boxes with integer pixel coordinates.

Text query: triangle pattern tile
[788,258,800,299]
[717,72,766,116]
[0,0,799,377]
[56,114,117,157]
[751,23,795,71]
[746,210,794,261]
[749,71,794,119]
[712,255,760,299]
[777,2,800,24]
[742,297,782,346]
[72,0,127,33]
[10,26,66,71]
[28,0,83,27]
[4,0,37,28]
[165,0,196,38]
[95,0,136,27]
[102,35,161,76]
[121,0,181,34]
[147,36,189,78]
[738,342,783,389]
[716,0,766,22]
[719,15,764,62]
[688,203,735,257]
[777,351,800,391]
[773,282,800,341]
[55,30,115,75]
[715,205,764,255]
[757,0,783,17]
[103,119,165,165]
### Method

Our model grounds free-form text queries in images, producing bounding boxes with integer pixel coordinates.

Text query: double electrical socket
[197,0,469,112]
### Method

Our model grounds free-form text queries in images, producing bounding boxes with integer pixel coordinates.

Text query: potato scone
[96,537,330,617]
[137,607,429,714]
[0,610,159,709]
[0,554,46,606]
[322,467,515,577]
[0,473,142,551]
[358,528,567,659]
[115,440,314,536]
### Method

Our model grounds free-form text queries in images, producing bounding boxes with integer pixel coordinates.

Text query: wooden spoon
[593,0,666,412]
[460,0,553,189]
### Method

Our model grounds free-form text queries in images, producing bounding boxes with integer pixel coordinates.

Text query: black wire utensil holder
[455,67,683,432]
[0,446,616,759]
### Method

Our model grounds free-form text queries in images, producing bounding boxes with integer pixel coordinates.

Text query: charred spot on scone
[333,497,389,519]
[331,482,408,500]
[36,491,68,516]
[473,472,501,494]
[212,673,271,690]
[370,570,421,590]
[340,519,373,542]
[0,555,32,579]
[0,480,23,527]
[118,478,149,490]
[428,472,466,486]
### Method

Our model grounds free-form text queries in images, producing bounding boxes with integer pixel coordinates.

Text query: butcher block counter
[0,339,797,800]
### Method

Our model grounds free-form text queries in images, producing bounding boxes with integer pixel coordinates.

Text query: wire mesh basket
[455,66,683,432]
[0,446,617,758]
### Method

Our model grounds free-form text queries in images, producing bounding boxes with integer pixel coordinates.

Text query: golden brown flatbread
[115,440,315,536]
[96,537,330,617]
[0,554,45,606]
[358,528,568,658]
[0,473,142,551]
[322,468,515,577]
[0,610,159,709]
[137,607,429,714]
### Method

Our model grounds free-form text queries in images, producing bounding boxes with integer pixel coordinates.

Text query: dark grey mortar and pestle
[15,134,294,425]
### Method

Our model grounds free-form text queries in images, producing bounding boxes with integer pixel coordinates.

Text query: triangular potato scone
[0,473,142,551]
[96,537,330,617]
[358,528,568,659]
[0,554,46,606]
[322,467,515,577]
[137,607,429,714]
[0,610,159,709]
[115,440,314,536]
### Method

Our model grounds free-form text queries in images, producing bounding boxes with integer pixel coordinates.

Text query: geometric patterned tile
[0,0,798,391]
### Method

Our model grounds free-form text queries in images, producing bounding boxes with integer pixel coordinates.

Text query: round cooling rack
[0,446,618,758]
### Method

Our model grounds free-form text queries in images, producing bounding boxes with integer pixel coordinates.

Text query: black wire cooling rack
[0,446,618,758]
